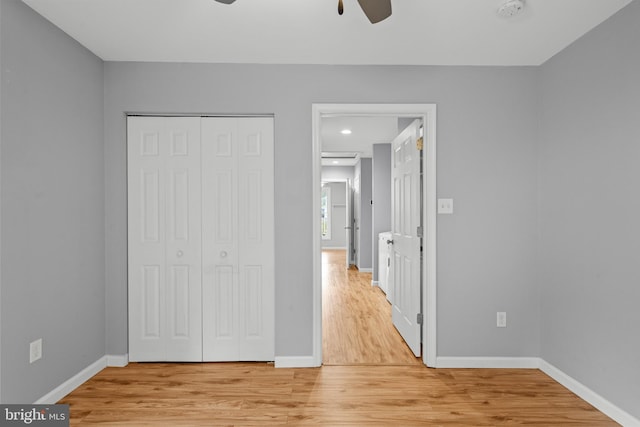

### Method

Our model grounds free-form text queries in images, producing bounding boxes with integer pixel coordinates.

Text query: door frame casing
[312,103,437,367]
[320,178,352,265]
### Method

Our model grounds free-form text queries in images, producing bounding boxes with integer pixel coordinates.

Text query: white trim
[539,359,640,427]
[356,267,373,273]
[106,354,129,367]
[321,184,332,240]
[434,356,639,425]
[30,352,639,426]
[371,280,379,287]
[422,106,437,368]
[35,356,107,404]
[312,106,323,367]
[312,103,437,368]
[321,246,348,250]
[436,356,540,369]
[274,356,318,368]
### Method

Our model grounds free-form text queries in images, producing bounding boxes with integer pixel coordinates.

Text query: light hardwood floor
[60,363,616,425]
[322,249,420,365]
[57,249,616,425]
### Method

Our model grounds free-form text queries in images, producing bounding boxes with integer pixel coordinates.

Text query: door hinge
[387,257,390,267]
[417,313,423,325]
[417,226,423,238]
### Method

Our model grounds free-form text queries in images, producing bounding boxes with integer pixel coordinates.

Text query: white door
[201,117,275,361]
[128,116,274,362]
[391,119,422,357]
[345,180,352,269]
[127,116,203,361]
[386,232,394,304]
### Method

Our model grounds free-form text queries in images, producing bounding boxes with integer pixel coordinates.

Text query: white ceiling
[21,0,632,66]
[321,116,401,163]
[19,0,632,162]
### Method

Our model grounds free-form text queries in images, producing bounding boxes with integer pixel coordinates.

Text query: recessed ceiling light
[340,129,352,135]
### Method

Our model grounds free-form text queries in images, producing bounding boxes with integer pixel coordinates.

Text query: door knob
[220,251,228,258]
[177,250,184,257]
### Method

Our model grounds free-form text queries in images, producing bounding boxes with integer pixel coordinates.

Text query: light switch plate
[437,198,453,214]
[497,312,507,328]
[30,338,42,363]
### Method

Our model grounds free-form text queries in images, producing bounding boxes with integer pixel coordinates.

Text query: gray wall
[372,144,391,282]
[0,0,4,404]
[0,0,105,403]
[538,0,640,418]
[104,62,540,359]
[321,182,347,249]
[0,0,4,403]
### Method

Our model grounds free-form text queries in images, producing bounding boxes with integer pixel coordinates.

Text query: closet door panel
[164,118,202,361]
[202,117,274,362]
[128,116,202,362]
[202,118,240,361]
[238,118,275,361]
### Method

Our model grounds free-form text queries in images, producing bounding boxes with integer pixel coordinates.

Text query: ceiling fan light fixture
[497,0,525,18]
[358,0,392,24]
[341,129,352,135]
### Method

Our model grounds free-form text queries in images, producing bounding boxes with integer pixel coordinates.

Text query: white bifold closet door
[127,116,274,362]
[201,117,274,361]
[127,116,203,361]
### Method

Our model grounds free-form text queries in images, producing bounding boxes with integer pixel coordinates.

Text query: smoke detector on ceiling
[497,0,525,18]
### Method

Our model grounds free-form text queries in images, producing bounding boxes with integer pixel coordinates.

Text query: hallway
[321,249,420,365]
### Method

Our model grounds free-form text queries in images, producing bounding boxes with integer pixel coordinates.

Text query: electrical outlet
[30,339,42,364]
[437,198,454,214]
[497,312,507,328]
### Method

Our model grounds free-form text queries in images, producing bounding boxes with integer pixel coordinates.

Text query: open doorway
[321,179,353,268]
[312,104,437,368]
[321,247,420,365]
[320,119,420,365]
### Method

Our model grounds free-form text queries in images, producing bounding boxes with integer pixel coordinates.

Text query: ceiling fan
[338,0,392,23]
[213,0,392,24]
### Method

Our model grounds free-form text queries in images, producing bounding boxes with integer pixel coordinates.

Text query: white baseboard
[106,354,129,367]
[357,267,372,273]
[32,352,639,426]
[539,359,640,427]
[371,280,379,287]
[35,356,107,404]
[436,356,539,369]
[435,356,639,426]
[274,356,318,368]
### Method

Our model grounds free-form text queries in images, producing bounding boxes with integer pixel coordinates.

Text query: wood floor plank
[59,364,616,425]
[322,249,420,365]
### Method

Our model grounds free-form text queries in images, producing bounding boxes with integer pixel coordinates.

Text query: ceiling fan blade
[214,0,236,4]
[357,0,391,23]
[338,0,344,15]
